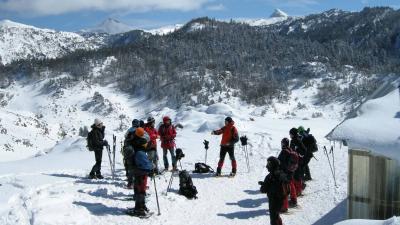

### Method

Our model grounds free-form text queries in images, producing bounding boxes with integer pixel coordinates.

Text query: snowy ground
[0,78,349,225]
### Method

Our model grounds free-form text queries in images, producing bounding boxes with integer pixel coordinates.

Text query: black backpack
[303,134,318,153]
[178,170,198,199]
[86,130,95,151]
[194,163,214,173]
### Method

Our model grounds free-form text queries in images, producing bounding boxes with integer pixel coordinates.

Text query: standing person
[130,127,154,217]
[289,127,307,195]
[278,138,299,212]
[123,119,140,188]
[88,118,108,179]
[298,126,317,181]
[144,116,159,173]
[158,116,177,171]
[259,156,288,225]
[212,117,239,177]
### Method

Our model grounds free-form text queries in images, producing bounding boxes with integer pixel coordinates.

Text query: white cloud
[207,3,226,11]
[0,0,210,16]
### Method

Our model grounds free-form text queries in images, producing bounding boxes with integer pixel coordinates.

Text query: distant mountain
[81,18,134,35]
[270,9,289,18]
[236,8,289,26]
[0,19,104,65]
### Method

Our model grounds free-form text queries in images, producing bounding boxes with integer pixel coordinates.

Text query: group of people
[86,116,317,223]
[259,126,318,225]
[87,116,178,217]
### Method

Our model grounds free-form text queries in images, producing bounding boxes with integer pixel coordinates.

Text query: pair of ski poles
[323,146,337,187]
[106,135,117,180]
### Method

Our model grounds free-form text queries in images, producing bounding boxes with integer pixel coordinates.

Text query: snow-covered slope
[147,24,183,35]
[81,18,134,35]
[0,20,104,65]
[0,70,351,224]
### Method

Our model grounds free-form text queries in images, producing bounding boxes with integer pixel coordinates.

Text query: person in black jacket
[259,156,288,225]
[289,127,307,195]
[88,118,108,179]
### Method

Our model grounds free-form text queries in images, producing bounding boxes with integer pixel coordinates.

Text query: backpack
[178,170,198,199]
[303,134,318,153]
[86,130,95,151]
[284,148,299,173]
[231,127,239,144]
[193,163,214,173]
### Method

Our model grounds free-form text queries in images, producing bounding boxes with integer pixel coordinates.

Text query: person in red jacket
[158,116,177,171]
[212,117,239,177]
[144,116,159,173]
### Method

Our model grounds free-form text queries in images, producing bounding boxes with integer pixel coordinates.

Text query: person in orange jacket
[211,117,239,177]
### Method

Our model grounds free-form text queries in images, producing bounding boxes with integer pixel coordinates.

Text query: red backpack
[284,147,299,172]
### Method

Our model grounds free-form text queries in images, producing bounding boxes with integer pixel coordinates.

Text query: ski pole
[106,145,113,178]
[153,177,161,216]
[113,135,116,179]
[166,171,174,195]
[323,146,337,187]
[245,145,250,172]
[330,146,336,180]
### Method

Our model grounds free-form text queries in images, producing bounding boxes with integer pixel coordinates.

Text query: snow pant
[294,165,304,195]
[134,174,148,211]
[303,153,313,180]
[90,149,103,175]
[125,159,135,186]
[269,197,283,225]
[163,148,176,170]
[148,148,159,172]
[282,178,297,211]
[217,146,237,174]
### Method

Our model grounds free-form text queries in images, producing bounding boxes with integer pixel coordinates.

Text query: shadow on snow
[73,201,126,216]
[312,198,347,225]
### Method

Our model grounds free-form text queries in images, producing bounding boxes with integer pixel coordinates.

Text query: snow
[147,24,183,35]
[0,75,351,225]
[0,19,34,29]
[328,88,400,162]
[335,216,400,225]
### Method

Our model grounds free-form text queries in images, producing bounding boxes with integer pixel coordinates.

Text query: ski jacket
[158,124,176,149]
[260,169,288,200]
[290,136,307,157]
[301,133,317,156]
[213,122,238,147]
[278,146,299,174]
[89,124,105,151]
[144,124,158,149]
[132,136,153,173]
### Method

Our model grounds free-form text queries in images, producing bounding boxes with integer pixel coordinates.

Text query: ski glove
[103,140,109,146]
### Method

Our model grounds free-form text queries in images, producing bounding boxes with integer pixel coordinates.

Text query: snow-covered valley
[0,75,350,225]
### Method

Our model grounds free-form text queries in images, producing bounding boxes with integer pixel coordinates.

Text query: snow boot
[96,174,104,179]
[215,168,222,177]
[88,173,96,179]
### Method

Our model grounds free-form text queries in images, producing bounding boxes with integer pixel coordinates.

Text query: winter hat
[163,116,171,123]
[135,127,145,137]
[289,128,298,136]
[266,156,280,172]
[147,116,155,123]
[297,126,306,134]
[281,138,290,147]
[94,118,102,126]
[225,117,233,123]
[132,119,140,128]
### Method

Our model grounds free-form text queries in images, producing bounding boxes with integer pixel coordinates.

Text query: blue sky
[0,0,398,31]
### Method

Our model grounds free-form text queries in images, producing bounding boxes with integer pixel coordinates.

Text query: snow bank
[328,89,400,162]
[335,216,400,225]
[205,103,234,116]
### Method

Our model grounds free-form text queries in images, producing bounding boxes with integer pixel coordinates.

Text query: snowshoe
[229,172,236,177]
[96,174,104,179]
[88,173,96,179]
[126,208,153,218]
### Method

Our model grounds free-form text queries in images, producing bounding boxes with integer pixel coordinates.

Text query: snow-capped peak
[0,19,35,29]
[270,9,289,18]
[82,18,134,34]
